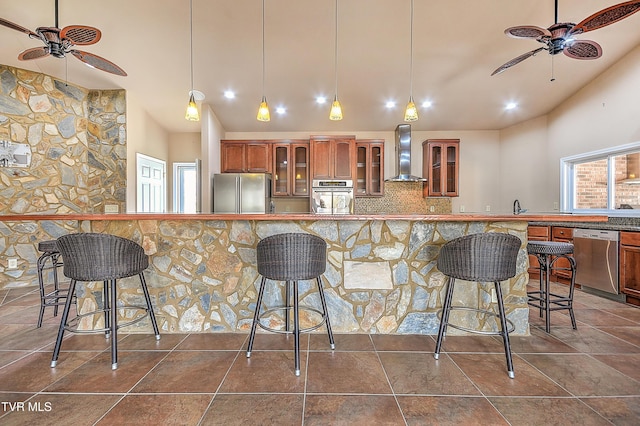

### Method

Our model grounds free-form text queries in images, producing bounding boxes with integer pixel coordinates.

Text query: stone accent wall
[0,65,126,214]
[0,218,529,336]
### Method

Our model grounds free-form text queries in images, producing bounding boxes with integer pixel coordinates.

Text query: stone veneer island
[0,213,607,336]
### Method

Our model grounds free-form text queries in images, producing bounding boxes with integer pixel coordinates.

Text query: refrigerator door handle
[236,176,241,213]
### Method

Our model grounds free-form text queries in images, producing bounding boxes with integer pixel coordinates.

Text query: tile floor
[1,283,639,425]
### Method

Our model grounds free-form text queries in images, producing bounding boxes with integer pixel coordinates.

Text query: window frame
[560,141,640,216]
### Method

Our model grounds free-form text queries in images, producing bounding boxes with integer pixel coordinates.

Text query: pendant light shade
[329,0,343,121]
[257,0,270,122]
[404,96,418,122]
[329,95,343,121]
[185,93,199,121]
[404,0,418,122]
[185,0,199,122]
[257,96,270,122]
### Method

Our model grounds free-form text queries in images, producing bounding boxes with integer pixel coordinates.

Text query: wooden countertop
[0,213,609,222]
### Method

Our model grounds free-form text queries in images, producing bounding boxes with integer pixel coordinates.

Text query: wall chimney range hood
[386,124,426,182]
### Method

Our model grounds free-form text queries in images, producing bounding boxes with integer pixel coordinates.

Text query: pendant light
[329,0,343,120]
[404,0,418,122]
[185,0,199,121]
[256,0,270,122]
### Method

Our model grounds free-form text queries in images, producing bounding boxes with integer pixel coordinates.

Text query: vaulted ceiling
[1,0,639,134]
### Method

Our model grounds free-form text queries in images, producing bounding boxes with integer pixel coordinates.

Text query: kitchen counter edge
[0,213,609,222]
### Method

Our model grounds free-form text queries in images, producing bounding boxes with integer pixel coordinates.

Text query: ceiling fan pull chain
[550,55,555,82]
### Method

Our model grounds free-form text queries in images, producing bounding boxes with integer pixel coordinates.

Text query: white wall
[201,104,225,212]
[167,132,201,212]
[125,93,170,212]
[499,44,640,212]
[499,115,549,213]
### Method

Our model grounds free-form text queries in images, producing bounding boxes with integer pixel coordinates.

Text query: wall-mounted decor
[0,141,32,167]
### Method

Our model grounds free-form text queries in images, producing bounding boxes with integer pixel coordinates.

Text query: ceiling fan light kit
[0,0,126,76]
[491,0,640,76]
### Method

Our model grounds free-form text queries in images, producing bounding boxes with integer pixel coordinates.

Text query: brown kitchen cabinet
[310,136,356,181]
[620,231,640,306]
[527,225,550,280]
[221,140,271,173]
[355,140,384,196]
[422,139,459,197]
[272,141,309,197]
[551,226,574,284]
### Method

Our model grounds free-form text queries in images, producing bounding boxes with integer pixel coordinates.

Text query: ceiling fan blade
[571,0,640,34]
[504,25,552,39]
[70,50,127,76]
[18,46,50,61]
[563,39,602,60]
[60,25,101,45]
[0,17,39,38]
[491,47,546,76]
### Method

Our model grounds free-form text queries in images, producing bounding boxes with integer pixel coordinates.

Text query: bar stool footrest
[258,306,328,334]
[440,306,515,335]
[63,305,152,334]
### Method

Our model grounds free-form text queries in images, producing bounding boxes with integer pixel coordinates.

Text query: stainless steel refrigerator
[212,173,273,214]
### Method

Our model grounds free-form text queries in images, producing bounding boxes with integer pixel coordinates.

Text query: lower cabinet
[620,231,640,306]
[527,225,550,280]
[551,226,574,285]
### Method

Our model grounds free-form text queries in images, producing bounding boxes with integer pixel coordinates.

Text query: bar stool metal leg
[109,279,118,370]
[292,280,301,376]
[316,276,335,349]
[140,273,161,339]
[50,279,77,368]
[246,277,267,358]
[494,281,514,378]
[434,277,455,360]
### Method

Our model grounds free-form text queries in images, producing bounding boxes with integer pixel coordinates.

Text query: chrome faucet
[513,199,526,215]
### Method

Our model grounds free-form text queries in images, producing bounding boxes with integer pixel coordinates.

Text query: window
[173,162,199,213]
[561,142,640,215]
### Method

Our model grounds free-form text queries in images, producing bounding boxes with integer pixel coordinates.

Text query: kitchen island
[1,213,606,336]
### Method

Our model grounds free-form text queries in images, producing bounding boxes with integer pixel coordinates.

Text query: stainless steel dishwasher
[573,229,619,294]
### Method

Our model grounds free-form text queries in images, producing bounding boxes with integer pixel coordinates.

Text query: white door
[137,153,166,212]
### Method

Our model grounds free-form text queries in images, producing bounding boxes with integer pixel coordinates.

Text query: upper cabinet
[422,139,459,197]
[356,140,384,196]
[221,140,271,173]
[310,136,356,181]
[273,141,309,197]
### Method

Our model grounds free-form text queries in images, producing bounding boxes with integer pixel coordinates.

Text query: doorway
[136,153,166,213]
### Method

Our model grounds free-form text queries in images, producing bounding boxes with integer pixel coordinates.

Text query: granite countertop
[529,217,640,232]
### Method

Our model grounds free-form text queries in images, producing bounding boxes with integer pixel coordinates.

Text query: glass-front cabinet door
[292,143,309,196]
[355,140,384,196]
[272,141,309,197]
[273,144,290,196]
[423,139,459,197]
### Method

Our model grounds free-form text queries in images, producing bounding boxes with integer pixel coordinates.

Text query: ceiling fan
[0,0,126,76]
[491,0,640,76]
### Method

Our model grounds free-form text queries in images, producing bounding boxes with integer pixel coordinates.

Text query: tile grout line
[196,333,249,426]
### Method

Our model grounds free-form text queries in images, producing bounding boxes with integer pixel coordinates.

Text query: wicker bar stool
[526,241,577,333]
[36,240,74,328]
[50,233,160,370]
[434,233,521,378]
[246,233,335,376]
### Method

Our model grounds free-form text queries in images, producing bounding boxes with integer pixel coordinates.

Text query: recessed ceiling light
[385,101,396,109]
[505,102,518,110]
[316,96,327,104]
[223,90,235,99]
[276,107,286,114]
[422,100,432,108]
